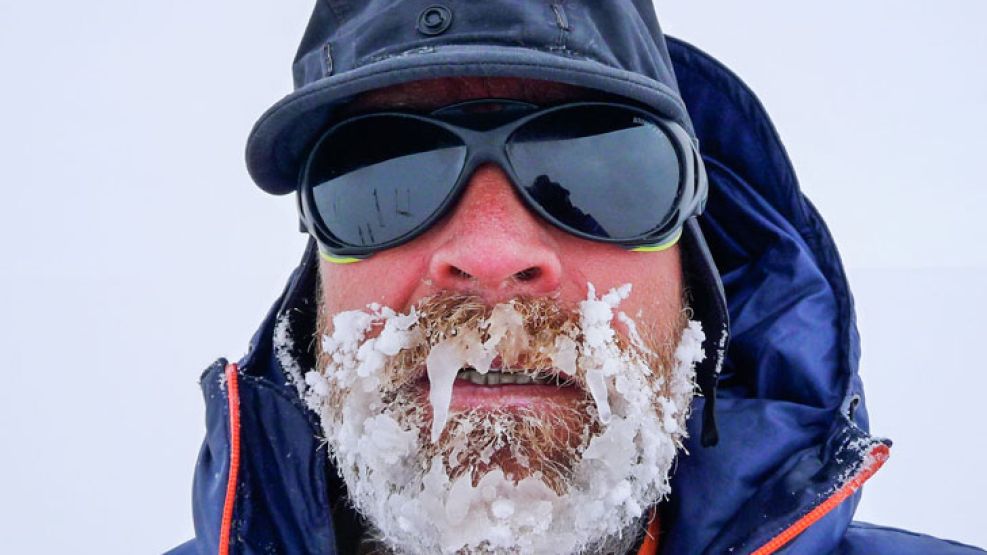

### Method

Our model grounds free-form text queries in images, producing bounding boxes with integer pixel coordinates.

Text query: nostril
[447,266,473,281]
[512,267,542,282]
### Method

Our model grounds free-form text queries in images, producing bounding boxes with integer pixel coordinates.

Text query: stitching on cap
[551,2,570,50]
[356,46,438,70]
[322,43,334,77]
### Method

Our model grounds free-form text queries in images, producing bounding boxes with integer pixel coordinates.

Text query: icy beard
[304,284,706,555]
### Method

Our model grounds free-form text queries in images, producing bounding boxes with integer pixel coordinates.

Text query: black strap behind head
[680,218,729,447]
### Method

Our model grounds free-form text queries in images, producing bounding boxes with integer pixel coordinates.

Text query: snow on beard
[305,284,705,555]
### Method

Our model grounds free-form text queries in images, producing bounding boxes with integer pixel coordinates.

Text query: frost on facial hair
[306,284,706,555]
[550,335,578,378]
[273,312,306,397]
[577,283,633,425]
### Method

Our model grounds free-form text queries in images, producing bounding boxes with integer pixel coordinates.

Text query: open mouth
[454,366,575,387]
[399,353,582,391]
[416,363,587,415]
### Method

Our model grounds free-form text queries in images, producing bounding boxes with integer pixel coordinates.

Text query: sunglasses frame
[298,99,707,262]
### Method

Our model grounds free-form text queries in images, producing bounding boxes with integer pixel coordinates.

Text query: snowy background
[1,1,984,552]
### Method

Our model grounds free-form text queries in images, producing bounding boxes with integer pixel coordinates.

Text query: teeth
[454,368,560,386]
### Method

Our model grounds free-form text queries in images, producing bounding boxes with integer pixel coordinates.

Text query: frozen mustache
[311,283,657,443]
[418,284,642,443]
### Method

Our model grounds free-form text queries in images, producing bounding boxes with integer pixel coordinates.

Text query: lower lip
[420,378,585,411]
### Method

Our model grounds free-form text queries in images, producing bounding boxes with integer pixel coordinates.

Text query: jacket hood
[657,38,885,553]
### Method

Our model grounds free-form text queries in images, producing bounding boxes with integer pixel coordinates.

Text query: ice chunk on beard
[311,286,699,555]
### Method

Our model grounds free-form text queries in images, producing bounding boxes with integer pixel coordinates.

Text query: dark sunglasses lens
[307,117,467,248]
[507,106,681,240]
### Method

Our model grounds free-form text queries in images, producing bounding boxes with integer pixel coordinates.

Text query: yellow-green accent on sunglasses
[630,228,683,253]
[320,227,683,264]
[319,250,363,264]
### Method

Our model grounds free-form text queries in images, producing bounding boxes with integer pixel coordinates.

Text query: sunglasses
[298,99,707,263]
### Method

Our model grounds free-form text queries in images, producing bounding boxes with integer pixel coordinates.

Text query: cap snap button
[417,5,452,36]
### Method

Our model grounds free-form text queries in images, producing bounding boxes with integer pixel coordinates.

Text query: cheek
[556,238,684,335]
[318,247,430,314]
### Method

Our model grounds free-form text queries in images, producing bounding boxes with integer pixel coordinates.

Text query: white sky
[0,1,984,552]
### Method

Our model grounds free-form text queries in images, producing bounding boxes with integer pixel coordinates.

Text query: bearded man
[168,2,983,554]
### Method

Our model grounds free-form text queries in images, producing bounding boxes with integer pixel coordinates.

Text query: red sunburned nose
[426,164,562,302]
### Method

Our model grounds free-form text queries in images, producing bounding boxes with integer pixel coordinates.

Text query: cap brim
[246,44,691,195]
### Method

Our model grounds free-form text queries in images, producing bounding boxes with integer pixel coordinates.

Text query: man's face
[309,77,703,554]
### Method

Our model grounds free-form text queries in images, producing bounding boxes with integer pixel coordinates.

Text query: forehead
[344,76,608,113]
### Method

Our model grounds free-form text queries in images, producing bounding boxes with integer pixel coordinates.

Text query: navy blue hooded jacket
[167,22,985,555]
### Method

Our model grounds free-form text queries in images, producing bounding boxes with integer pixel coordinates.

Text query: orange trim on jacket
[637,511,661,555]
[219,363,242,555]
[751,443,891,555]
